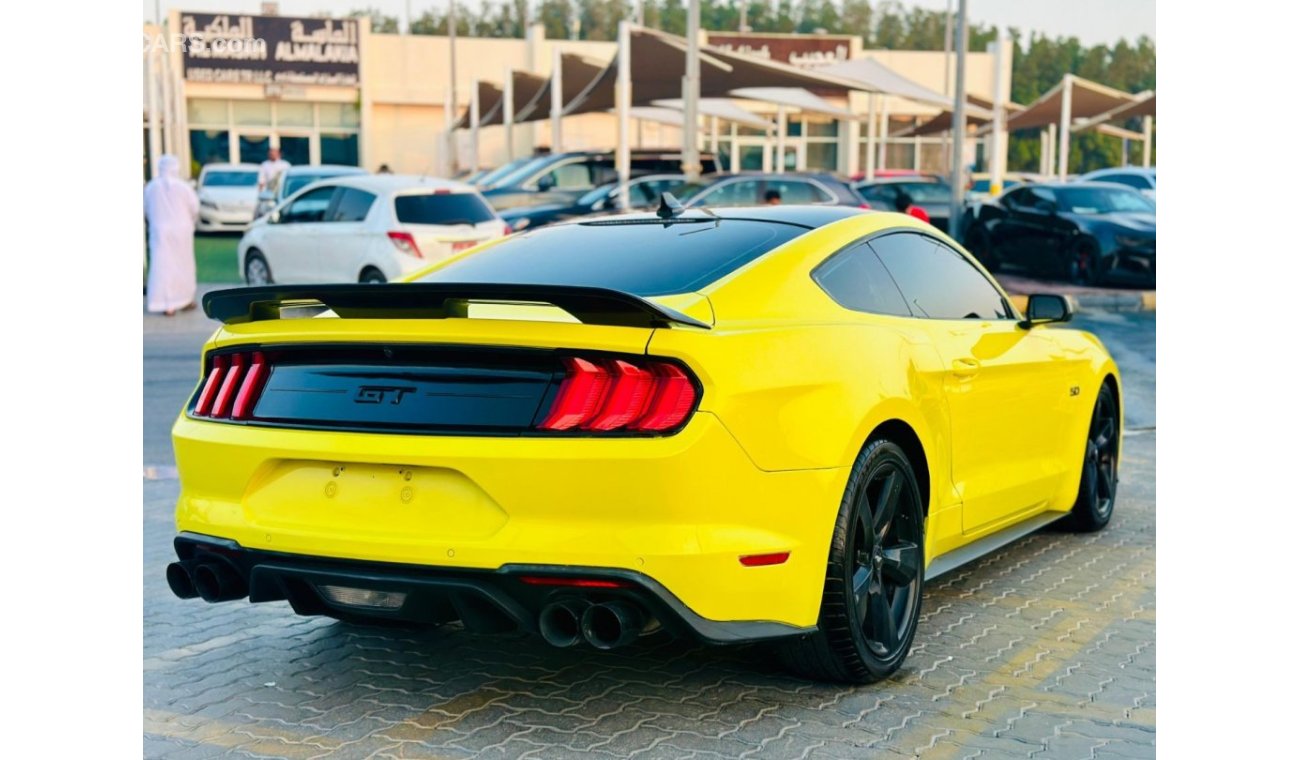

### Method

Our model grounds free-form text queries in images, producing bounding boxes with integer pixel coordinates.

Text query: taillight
[387,231,423,258]
[503,223,513,235]
[859,202,872,209]
[538,356,699,433]
[192,350,272,421]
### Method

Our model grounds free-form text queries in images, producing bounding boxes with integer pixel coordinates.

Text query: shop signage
[707,33,854,68]
[179,12,360,86]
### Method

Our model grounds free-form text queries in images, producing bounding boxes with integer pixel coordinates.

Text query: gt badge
[355,386,416,405]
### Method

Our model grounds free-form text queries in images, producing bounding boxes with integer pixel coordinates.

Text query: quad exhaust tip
[580,601,644,650]
[538,600,590,648]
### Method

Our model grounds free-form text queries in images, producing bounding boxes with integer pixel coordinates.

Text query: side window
[766,180,830,204]
[279,186,336,224]
[1028,187,1057,212]
[1002,187,1031,210]
[701,179,762,206]
[1100,173,1148,190]
[870,232,1011,320]
[812,242,910,317]
[540,162,595,190]
[330,188,377,222]
[858,184,897,206]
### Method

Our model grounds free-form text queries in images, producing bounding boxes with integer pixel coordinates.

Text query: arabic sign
[707,34,854,68]
[180,13,360,86]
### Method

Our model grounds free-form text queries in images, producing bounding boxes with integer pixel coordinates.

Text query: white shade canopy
[814,58,950,107]
[648,98,775,130]
[727,87,855,118]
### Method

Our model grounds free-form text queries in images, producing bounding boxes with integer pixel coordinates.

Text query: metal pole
[710,115,719,154]
[947,0,967,238]
[146,47,161,176]
[504,70,515,162]
[682,2,702,181]
[739,1,748,32]
[943,0,953,97]
[551,47,564,151]
[442,87,454,177]
[865,94,877,182]
[470,83,480,172]
[1057,74,1072,179]
[878,99,890,170]
[637,0,645,26]
[1046,123,1056,175]
[775,107,786,174]
[1142,115,1153,167]
[989,28,1007,195]
[448,0,460,175]
[616,21,632,208]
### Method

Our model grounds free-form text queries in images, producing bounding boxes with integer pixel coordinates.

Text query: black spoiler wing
[202,283,711,330]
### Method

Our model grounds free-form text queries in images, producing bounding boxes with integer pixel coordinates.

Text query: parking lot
[143,303,1155,759]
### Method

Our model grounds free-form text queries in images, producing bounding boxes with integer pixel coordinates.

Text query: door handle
[951,358,981,379]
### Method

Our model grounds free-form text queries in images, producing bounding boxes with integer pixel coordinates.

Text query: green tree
[349,7,400,33]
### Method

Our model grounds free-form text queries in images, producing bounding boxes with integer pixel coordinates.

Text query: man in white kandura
[258,146,291,191]
[144,154,199,316]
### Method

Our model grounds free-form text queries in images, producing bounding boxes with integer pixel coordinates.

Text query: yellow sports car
[166,200,1121,684]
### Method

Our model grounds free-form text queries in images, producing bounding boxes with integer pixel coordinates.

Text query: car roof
[856,176,946,186]
[1082,167,1155,177]
[199,163,258,172]
[322,174,480,194]
[283,164,366,176]
[564,205,869,229]
[1024,181,1147,191]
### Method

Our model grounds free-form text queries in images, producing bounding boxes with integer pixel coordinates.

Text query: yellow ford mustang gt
[166,203,1121,684]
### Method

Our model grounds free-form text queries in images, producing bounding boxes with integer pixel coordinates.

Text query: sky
[145,0,1156,47]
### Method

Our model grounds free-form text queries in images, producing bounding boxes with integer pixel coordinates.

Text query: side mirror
[536,175,556,192]
[269,210,281,224]
[1020,293,1074,328]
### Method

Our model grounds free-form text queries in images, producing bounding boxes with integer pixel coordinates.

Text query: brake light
[538,356,699,433]
[192,350,272,421]
[519,576,633,589]
[387,231,423,258]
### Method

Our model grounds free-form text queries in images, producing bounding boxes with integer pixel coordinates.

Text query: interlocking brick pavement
[144,430,1154,759]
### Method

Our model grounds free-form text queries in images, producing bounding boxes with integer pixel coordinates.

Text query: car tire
[244,251,273,285]
[1062,382,1120,532]
[1068,239,1102,286]
[780,439,925,684]
[360,267,387,284]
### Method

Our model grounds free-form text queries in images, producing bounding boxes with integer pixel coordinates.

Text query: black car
[500,174,687,232]
[854,176,953,230]
[675,172,866,209]
[963,182,1155,286]
[481,150,718,212]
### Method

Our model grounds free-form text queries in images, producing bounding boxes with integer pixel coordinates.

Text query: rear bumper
[172,411,848,628]
[172,532,812,643]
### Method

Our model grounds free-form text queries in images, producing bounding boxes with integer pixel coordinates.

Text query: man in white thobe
[258,146,291,191]
[144,154,199,315]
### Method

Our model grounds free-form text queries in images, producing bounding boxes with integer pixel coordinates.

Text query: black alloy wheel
[781,439,924,683]
[1064,382,1120,531]
[1068,239,1101,286]
[360,268,387,284]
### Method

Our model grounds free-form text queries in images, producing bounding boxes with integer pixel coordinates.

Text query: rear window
[202,171,257,187]
[416,218,806,296]
[395,193,496,225]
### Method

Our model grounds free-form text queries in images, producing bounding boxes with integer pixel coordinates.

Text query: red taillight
[538,356,698,434]
[859,202,873,209]
[210,353,248,418]
[193,354,229,416]
[740,552,791,567]
[387,231,423,258]
[519,576,632,589]
[584,359,655,431]
[628,363,696,432]
[231,352,268,420]
[193,350,272,421]
[503,224,513,235]
[539,357,611,430]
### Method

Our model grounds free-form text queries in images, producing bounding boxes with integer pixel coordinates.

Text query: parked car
[169,204,1122,683]
[196,163,260,232]
[255,164,367,219]
[854,176,953,230]
[965,172,1044,203]
[238,175,509,285]
[481,150,719,211]
[676,172,866,208]
[471,156,537,189]
[501,174,688,231]
[1076,167,1156,202]
[963,182,1155,286]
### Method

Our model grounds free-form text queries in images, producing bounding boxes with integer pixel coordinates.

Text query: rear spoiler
[202,283,711,330]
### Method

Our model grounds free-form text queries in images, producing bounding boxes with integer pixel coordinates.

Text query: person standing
[894,190,931,224]
[144,154,199,316]
[258,146,291,191]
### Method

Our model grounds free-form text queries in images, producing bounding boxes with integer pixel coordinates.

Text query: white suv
[238,175,510,285]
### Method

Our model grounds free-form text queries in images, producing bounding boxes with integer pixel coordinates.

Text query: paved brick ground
[143,431,1155,759]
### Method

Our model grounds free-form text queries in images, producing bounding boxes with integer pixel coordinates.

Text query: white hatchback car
[196,163,261,232]
[238,175,510,285]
